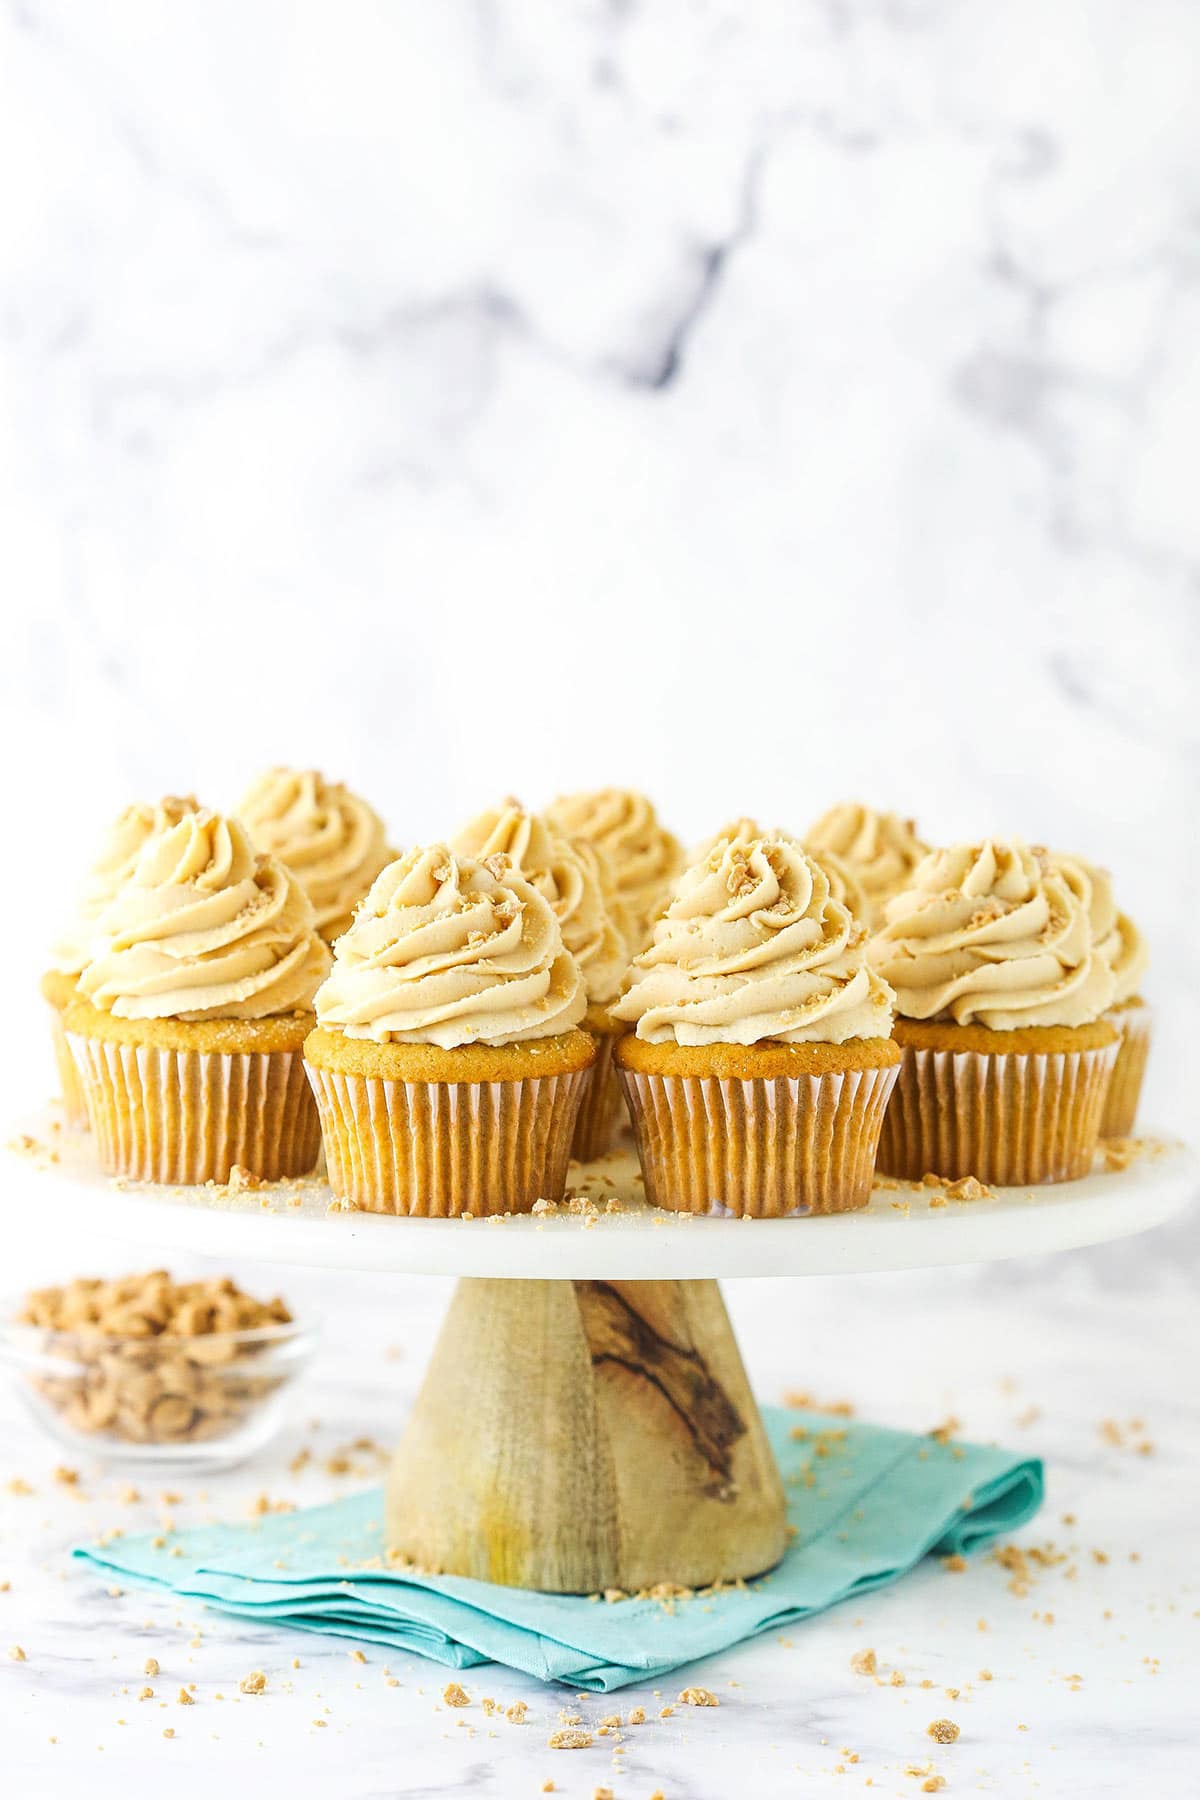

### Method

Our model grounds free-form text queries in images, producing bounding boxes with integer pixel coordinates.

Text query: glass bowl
[0,1308,318,1471]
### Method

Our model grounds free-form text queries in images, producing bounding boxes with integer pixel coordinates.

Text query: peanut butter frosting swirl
[546,788,683,946]
[312,845,586,1047]
[238,767,391,940]
[77,811,330,1021]
[450,802,627,1005]
[869,839,1115,1028]
[806,802,929,923]
[691,820,868,922]
[611,836,895,1046]
[52,795,201,976]
[1055,853,1149,1007]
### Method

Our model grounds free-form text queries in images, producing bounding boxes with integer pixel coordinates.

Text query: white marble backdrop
[2,2,1198,1120]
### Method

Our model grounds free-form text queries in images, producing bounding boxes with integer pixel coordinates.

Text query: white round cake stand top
[7,1113,1195,1280]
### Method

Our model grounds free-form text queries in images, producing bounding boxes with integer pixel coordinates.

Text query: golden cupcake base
[615,1035,900,1217]
[878,1018,1119,1186]
[63,997,321,1185]
[303,1027,597,1216]
[68,1038,321,1185]
[1099,997,1152,1139]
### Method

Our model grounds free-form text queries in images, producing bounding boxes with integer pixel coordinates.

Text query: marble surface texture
[1,1,1198,1794]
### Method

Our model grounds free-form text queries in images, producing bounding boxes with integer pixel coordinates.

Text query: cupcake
[451,801,629,1159]
[1056,854,1150,1137]
[546,788,683,950]
[303,846,596,1216]
[611,835,900,1217]
[869,840,1119,1184]
[692,819,869,923]
[65,810,329,1184]
[44,795,200,1126]
[806,801,928,926]
[238,766,391,942]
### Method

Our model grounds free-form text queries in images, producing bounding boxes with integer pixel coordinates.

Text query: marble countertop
[4,1215,1198,1800]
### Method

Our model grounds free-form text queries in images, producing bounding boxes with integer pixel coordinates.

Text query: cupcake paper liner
[570,1033,627,1162]
[47,999,89,1129]
[1100,1003,1153,1139]
[67,1035,321,1185]
[617,1064,899,1217]
[877,1040,1118,1186]
[304,1065,590,1216]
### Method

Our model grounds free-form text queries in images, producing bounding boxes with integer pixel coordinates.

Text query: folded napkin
[74,1408,1042,1691]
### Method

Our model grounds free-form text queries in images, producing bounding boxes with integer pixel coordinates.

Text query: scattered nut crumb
[851,1648,877,1676]
[238,1670,267,1695]
[9,1645,27,1662]
[443,1683,470,1707]
[547,1727,593,1749]
[927,1718,960,1744]
[678,1686,719,1706]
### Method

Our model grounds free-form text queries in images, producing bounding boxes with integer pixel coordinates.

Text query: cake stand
[8,1115,1195,1595]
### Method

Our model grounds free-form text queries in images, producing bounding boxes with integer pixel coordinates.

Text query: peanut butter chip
[16,1271,293,1451]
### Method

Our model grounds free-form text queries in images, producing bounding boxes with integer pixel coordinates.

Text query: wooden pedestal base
[385,1277,787,1593]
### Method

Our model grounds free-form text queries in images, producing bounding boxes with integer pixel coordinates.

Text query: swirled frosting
[806,802,929,923]
[312,845,586,1047]
[239,767,391,940]
[77,811,330,1021]
[450,802,627,1005]
[691,820,868,923]
[611,836,895,1046]
[868,839,1115,1028]
[546,789,683,946]
[52,796,201,976]
[1055,853,1149,1007]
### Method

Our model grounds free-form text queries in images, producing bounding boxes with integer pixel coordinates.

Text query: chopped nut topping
[678,1686,719,1707]
[547,1727,593,1749]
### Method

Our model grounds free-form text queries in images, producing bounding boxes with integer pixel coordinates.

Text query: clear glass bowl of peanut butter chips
[1,1271,317,1470]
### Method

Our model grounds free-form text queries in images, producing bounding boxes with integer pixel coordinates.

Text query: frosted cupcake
[692,819,868,923]
[451,802,628,1159]
[239,767,391,942]
[869,840,1118,1184]
[806,802,928,927]
[44,795,199,1126]
[612,836,900,1217]
[547,788,683,950]
[303,846,596,1216]
[1056,854,1150,1137]
[65,810,329,1183]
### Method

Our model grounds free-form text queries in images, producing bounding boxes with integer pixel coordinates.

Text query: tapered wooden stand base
[385,1278,788,1593]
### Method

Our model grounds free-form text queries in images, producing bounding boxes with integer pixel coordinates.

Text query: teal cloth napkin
[73,1408,1042,1691]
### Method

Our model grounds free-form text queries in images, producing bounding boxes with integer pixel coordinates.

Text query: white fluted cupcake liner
[570,1032,627,1162]
[877,1040,1118,1185]
[1100,1002,1153,1139]
[47,998,89,1129]
[304,1065,591,1216]
[618,1064,899,1217]
[67,1035,321,1185]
